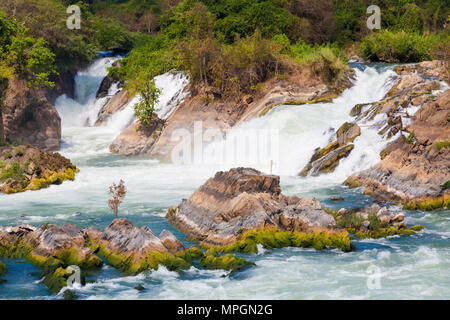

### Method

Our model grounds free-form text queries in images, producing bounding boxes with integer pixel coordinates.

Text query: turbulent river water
[0,58,449,299]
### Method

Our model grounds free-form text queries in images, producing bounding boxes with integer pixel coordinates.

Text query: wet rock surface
[300,122,360,176]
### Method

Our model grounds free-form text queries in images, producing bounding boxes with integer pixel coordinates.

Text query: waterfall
[201,66,399,183]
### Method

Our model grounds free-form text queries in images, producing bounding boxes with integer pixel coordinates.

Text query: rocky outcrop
[109,119,164,156]
[167,167,352,251]
[344,61,450,210]
[1,78,61,150]
[0,144,78,194]
[300,122,360,176]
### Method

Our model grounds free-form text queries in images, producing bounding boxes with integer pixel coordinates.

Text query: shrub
[360,30,447,63]
[405,131,416,144]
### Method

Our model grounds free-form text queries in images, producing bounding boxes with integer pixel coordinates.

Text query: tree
[108,179,126,219]
[134,77,161,127]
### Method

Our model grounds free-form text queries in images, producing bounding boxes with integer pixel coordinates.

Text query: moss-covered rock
[201,228,353,254]
[200,253,254,273]
[95,244,203,275]
[328,206,424,239]
[43,266,83,295]
[403,195,450,211]
[0,145,79,194]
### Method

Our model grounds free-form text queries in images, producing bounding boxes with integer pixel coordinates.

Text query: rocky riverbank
[344,61,449,210]
[0,144,78,194]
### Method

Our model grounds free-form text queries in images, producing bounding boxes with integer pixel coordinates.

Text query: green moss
[403,196,450,211]
[329,209,423,239]
[442,181,450,190]
[352,227,417,239]
[51,248,103,270]
[202,227,353,254]
[200,253,254,272]
[43,266,81,295]
[1,164,78,194]
[433,141,450,151]
[97,245,202,275]
[26,167,78,191]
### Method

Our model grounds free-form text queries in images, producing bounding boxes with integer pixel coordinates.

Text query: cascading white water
[201,66,399,185]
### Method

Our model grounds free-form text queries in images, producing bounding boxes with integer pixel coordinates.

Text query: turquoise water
[0,60,448,299]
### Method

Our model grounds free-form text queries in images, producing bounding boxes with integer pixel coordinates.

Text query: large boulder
[1,78,61,150]
[167,167,343,246]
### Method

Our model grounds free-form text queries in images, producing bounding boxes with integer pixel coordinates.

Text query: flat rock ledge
[167,167,352,251]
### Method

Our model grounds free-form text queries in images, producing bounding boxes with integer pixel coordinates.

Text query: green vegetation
[200,253,254,273]
[360,30,447,63]
[328,209,424,239]
[0,11,57,87]
[403,196,450,211]
[134,78,161,126]
[405,131,416,144]
[0,0,138,77]
[442,181,450,190]
[201,227,353,253]
[433,141,450,151]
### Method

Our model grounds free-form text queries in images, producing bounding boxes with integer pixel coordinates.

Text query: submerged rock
[167,167,351,251]
[0,145,78,194]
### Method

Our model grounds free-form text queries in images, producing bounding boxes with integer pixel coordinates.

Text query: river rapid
[0,58,449,299]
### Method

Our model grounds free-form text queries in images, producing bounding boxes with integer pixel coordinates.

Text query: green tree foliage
[134,77,161,127]
[0,0,138,73]
[0,11,57,87]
